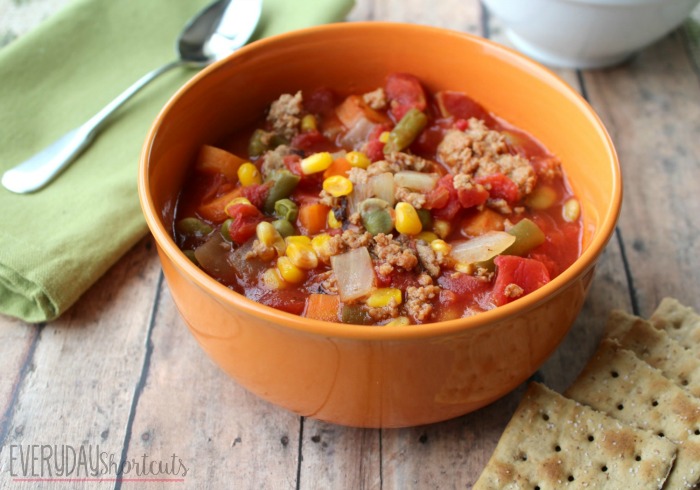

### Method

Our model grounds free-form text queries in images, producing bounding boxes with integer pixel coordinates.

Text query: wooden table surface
[1,0,699,488]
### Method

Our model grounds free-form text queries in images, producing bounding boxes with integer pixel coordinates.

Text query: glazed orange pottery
[139,23,621,428]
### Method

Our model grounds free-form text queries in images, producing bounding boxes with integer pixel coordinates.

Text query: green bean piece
[417,208,432,230]
[176,217,213,237]
[272,219,295,238]
[263,170,301,213]
[220,218,235,243]
[341,305,371,325]
[504,218,546,257]
[249,129,287,157]
[383,108,428,154]
[274,198,299,222]
[248,129,269,157]
[361,208,394,235]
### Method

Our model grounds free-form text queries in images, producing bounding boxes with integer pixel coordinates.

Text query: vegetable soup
[173,73,582,326]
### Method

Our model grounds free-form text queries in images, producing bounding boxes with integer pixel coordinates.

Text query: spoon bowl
[1,0,261,194]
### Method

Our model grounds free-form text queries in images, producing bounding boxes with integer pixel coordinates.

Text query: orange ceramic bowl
[139,23,621,428]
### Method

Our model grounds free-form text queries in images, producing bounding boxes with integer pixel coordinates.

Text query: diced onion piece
[331,247,376,302]
[340,116,376,150]
[370,172,395,206]
[449,231,516,265]
[347,179,371,215]
[393,171,438,192]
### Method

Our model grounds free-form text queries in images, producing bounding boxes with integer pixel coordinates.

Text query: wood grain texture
[0,238,161,490]
[582,32,700,316]
[119,286,301,490]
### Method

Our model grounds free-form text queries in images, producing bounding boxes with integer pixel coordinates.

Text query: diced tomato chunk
[437,272,491,297]
[435,91,494,126]
[385,73,427,121]
[305,87,336,116]
[283,154,322,190]
[424,185,451,210]
[241,183,270,209]
[364,124,390,162]
[457,185,489,209]
[491,255,550,306]
[427,174,462,221]
[476,173,520,204]
[259,290,306,315]
[225,204,264,244]
[291,129,328,152]
[284,154,304,176]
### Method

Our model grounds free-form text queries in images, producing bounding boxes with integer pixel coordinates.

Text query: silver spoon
[2,0,262,194]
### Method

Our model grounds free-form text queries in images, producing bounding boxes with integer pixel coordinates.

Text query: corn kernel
[301,114,317,132]
[395,202,422,235]
[226,197,252,207]
[379,131,391,144]
[346,151,370,169]
[327,210,342,229]
[454,262,473,274]
[416,231,439,243]
[277,256,305,284]
[563,198,581,222]
[300,152,333,174]
[256,221,282,247]
[526,185,558,210]
[311,233,333,262]
[237,162,262,186]
[286,242,319,269]
[430,239,451,255]
[285,235,312,247]
[262,268,287,289]
[323,175,353,197]
[385,316,410,326]
[433,219,451,239]
[366,288,402,308]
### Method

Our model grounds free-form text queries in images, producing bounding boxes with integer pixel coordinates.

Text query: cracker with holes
[605,310,700,397]
[566,339,700,489]
[473,383,677,489]
[650,298,700,355]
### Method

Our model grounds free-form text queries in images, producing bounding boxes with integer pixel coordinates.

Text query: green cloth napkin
[0,0,354,323]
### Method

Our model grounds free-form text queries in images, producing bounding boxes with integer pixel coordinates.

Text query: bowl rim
[139,21,622,342]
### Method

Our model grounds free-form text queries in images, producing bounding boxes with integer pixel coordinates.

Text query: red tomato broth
[172,73,582,326]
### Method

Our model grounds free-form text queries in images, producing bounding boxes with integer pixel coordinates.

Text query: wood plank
[0,238,160,490]
[298,422,381,490]
[372,0,483,35]
[581,31,700,316]
[0,322,40,444]
[119,285,301,490]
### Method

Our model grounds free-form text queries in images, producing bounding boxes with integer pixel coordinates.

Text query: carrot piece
[335,95,390,127]
[195,145,246,182]
[304,294,340,322]
[323,157,352,179]
[196,188,242,223]
[298,203,330,234]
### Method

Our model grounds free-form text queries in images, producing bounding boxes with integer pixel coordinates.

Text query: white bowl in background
[482,0,700,68]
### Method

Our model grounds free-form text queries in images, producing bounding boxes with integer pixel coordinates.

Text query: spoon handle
[2,60,183,194]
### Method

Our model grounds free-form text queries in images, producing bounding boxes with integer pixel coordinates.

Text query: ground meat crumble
[363,87,387,110]
[372,233,418,275]
[405,285,442,322]
[437,118,537,199]
[267,91,303,141]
